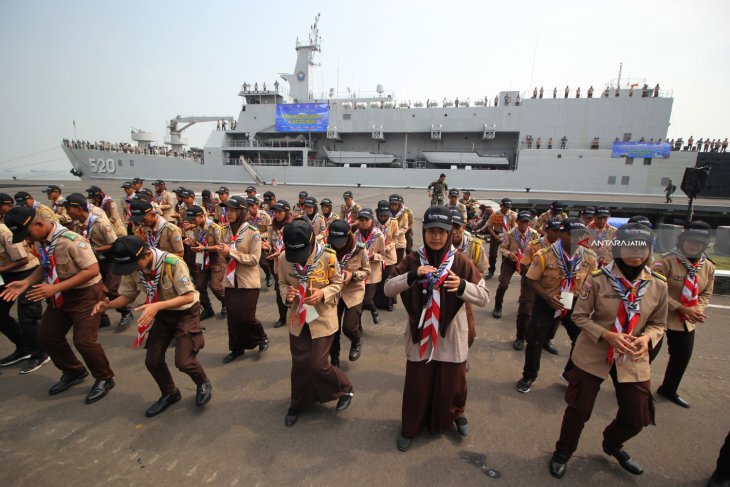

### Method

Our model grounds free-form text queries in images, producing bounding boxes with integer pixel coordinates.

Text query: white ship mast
[280,13,321,102]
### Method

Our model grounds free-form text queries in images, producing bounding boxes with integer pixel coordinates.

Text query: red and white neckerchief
[501,212,511,233]
[392,207,405,222]
[219,206,227,225]
[336,243,359,276]
[146,219,168,249]
[132,250,166,349]
[416,245,456,361]
[344,206,354,224]
[456,232,472,254]
[196,225,210,270]
[551,240,585,318]
[81,213,97,241]
[291,244,326,327]
[225,223,249,285]
[376,219,392,243]
[601,262,651,365]
[512,227,532,264]
[100,194,113,213]
[273,229,284,252]
[249,213,261,229]
[39,225,68,309]
[356,228,382,249]
[671,248,706,322]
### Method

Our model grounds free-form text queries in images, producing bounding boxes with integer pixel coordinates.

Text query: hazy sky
[1,0,728,179]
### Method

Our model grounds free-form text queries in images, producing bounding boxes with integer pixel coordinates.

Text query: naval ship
[63,15,702,196]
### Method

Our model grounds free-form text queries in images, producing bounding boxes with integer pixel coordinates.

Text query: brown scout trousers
[555,366,654,458]
[145,303,208,395]
[488,234,501,274]
[224,288,268,351]
[98,259,131,315]
[494,258,518,308]
[405,229,414,255]
[330,300,363,362]
[196,254,225,311]
[289,324,352,411]
[37,283,114,379]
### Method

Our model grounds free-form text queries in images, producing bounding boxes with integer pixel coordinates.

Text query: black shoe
[331,357,340,368]
[285,407,299,427]
[195,380,212,407]
[117,312,134,328]
[602,442,643,475]
[274,319,286,328]
[49,368,89,395]
[220,306,227,318]
[85,378,115,404]
[492,306,503,318]
[543,340,559,355]
[19,355,50,374]
[259,340,270,353]
[708,472,730,487]
[200,308,215,321]
[387,305,394,312]
[371,310,380,325]
[657,387,690,408]
[222,350,244,364]
[348,340,362,361]
[0,350,31,367]
[512,339,525,351]
[266,275,274,288]
[145,389,182,417]
[465,360,470,372]
[455,417,469,437]
[516,376,535,393]
[485,271,494,279]
[549,452,569,479]
[99,314,112,328]
[397,434,412,451]
[336,386,354,412]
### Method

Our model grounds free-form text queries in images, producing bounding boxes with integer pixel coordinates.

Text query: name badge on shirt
[560,291,574,310]
[304,304,319,322]
[195,252,205,266]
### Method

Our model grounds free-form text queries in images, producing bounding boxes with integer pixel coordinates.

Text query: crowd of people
[0,177,727,484]
[62,139,204,162]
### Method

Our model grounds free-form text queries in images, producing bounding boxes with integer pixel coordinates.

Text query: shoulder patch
[591,269,603,276]
[164,256,179,265]
[324,247,336,254]
[356,242,366,249]
[62,232,78,241]
[246,225,257,231]
[651,270,667,282]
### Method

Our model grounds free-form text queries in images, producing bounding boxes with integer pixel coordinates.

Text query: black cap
[202,189,211,198]
[129,199,153,222]
[303,197,317,207]
[152,179,165,186]
[615,223,654,245]
[463,190,471,195]
[451,209,465,227]
[560,217,586,232]
[283,219,314,263]
[551,201,564,211]
[594,207,610,217]
[298,191,309,199]
[448,189,459,197]
[13,192,32,204]
[245,196,259,206]
[86,186,103,198]
[500,197,512,207]
[180,189,194,199]
[133,192,152,203]
[580,206,596,216]
[388,194,400,204]
[215,186,229,194]
[681,220,712,244]
[185,205,205,219]
[423,206,452,231]
[327,219,351,246]
[273,200,291,212]
[545,218,562,231]
[4,206,36,243]
[320,198,333,207]
[0,193,15,205]
[517,211,532,221]
[111,236,148,275]
[246,186,257,193]
[221,195,246,210]
[439,173,446,178]
[529,208,538,216]
[131,177,144,184]
[63,193,88,209]
[139,188,154,198]
[263,191,275,201]
[45,184,61,193]
[121,181,133,189]
[376,200,390,215]
[627,215,652,228]
[343,191,353,199]
[357,208,374,220]
[172,187,185,194]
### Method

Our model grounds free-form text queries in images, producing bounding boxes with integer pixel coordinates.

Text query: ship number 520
[89,158,117,174]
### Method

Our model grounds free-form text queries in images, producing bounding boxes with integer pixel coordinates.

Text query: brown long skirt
[289,324,352,411]
[401,360,467,438]
[225,288,268,352]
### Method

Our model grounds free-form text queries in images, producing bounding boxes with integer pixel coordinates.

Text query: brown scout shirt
[339,202,361,223]
[499,227,539,261]
[118,249,199,310]
[456,233,489,274]
[526,245,598,297]
[519,236,551,273]
[0,223,38,272]
[33,202,59,224]
[335,243,370,308]
[392,208,410,249]
[143,217,184,255]
[489,209,517,235]
[49,196,72,225]
[75,208,117,252]
[572,266,668,382]
[652,253,715,332]
[100,199,127,238]
[247,210,272,238]
[537,210,568,234]
[587,223,618,266]
[356,229,386,283]
[222,222,262,289]
[278,245,343,338]
[36,223,101,288]
[191,221,223,260]
[375,217,399,266]
[154,190,176,221]
[119,195,133,225]
[302,214,327,243]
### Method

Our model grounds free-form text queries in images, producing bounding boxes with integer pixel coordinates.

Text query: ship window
[118,160,123,167]
[343,114,351,120]
[621,176,630,185]
[643,158,652,165]
[607,176,617,185]
[129,160,134,167]
[625,158,634,165]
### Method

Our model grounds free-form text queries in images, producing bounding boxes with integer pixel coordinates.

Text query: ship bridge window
[608,176,617,185]
[621,176,630,185]
[625,158,634,165]
[643,158,652,165]
[129,160,134,167]
[118,160,123,167]
[343,114,351,120]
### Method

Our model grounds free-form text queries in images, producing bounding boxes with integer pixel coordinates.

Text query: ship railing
[226,158,292,166]
[225,139,310,148]
[519,87,674,100]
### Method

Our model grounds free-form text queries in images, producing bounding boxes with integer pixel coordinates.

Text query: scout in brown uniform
[0,211,47,374]
[263,191,277,215]
[138,188,164,216]
[389,194,410,263]
[579,206,595,227]
[326,220,370,366]
[513,218,561,350]
[279,219,353,426]
[120,181,136,234]
[537,201,568,235]
[355,208,387,324]
[401,195,416,254]
[587,207,618,268]
[301,197,327,243]
[384,206,490,451]
[374,200,400,311]
[516,218,597,393]
[201,190,217,217]
[485,197,517,278]
[549,224,667,479]
[265,200,293,328]
[64,193,133,329]
[85,185,127,238]
[217,196,269,363]
[246,196,275,287]
[213,186,230,224]
[14,191,58,223]
[93,236,212,416]
[184,205,225,320]
[445,189,468,222]
[129,200,184,257]
[45,185,72,226]
[1,207,114,403]
[131,177,144,192]
[651,221,715,408]
[152,179,176,222]
[292,191,308,218]
[493,211,539,319]
[319,198,338,228]
[340,191,361,225]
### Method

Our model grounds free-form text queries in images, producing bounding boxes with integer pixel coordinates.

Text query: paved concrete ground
[0,180,728,486]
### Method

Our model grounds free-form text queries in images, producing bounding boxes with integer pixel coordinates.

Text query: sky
[0,0,728,180]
